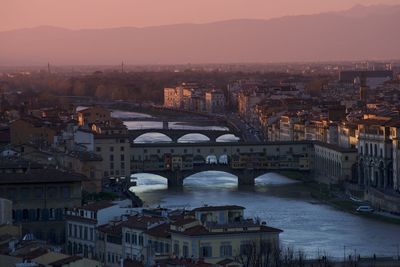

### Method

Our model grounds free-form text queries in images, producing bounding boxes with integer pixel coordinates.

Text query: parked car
[356,205,374,212]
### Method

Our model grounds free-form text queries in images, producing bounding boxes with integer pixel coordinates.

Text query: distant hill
[0,4,399,66]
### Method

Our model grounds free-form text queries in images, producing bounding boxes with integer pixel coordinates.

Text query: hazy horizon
[2,0,399,31]
[2,1,400,66]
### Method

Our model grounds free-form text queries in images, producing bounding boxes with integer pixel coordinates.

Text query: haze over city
[1,0,400,65]
[1,1,400,267]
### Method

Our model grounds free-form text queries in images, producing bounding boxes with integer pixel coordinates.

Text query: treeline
[0,70,304,105]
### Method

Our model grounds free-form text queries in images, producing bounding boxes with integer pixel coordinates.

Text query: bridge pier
[237,169,256,186]
[164,170,183,187]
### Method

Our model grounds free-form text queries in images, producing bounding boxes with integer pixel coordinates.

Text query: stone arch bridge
[129,141,315,186]
[129,129,240,143]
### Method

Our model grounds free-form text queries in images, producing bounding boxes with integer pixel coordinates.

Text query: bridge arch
[183,171,238,187]
[133,132,172,143]
[216,134,240,142]
[177,133,210,143]
[129,173,168,193]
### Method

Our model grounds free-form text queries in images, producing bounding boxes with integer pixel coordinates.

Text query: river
[129,172,400,259]
[114,109,400,258]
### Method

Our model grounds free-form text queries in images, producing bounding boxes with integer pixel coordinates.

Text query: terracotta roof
[19,247,48,260]
[98,222,123,236]
[171,217,197,227]
[122,214,165,230]
[144,223,170,239]
[171,224,282,237]
[81,201,115,212]
[48,255,82,266]
[65,215,97,224]
[192,205,245,212]
[123,258,144,267]
[166,258,213,267]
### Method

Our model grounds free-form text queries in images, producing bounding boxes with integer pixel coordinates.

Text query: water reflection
[111,110,153,119]
[134,132,172,143]
[129,171,400,258]
[178,133,210,143]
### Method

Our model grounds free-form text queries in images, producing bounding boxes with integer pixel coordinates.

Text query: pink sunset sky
[1,0,399,31]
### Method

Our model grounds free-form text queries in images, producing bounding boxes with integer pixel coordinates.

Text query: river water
[130,172,400,259]
[117,110,400,259]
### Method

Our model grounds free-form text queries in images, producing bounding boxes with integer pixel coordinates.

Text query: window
[20,187,30,200]
[84,227,88,240]
[132,233,137,245]
[110,163,114,170]
[120,146,124,151]
[34,187,44,199]
[110,155,114,161]
[240,242,253,255]
[110,146,114,152]
[79,226,83,239]
[174,243,179,255]
[68,224,72,237]
[61,186,71,198]
[48,187,57,198]
[120,154,125,161]
[125,232,130,243]
[74,225,77,237]
[220,243,232,257]
[200,246,212,257]
[90,228,94,241]
[183,244,189,258]
[96,147,101,152]
[139,234,143,245]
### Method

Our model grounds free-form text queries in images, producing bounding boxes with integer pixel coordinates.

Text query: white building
[65,199,136,259]
[205,90,225,114]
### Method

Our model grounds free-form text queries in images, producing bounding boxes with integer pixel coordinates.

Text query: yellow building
[77,106,111,127]
[10,117,58,146]
[170,205,282,264]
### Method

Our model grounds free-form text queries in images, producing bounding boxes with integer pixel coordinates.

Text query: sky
[1,0,399,31]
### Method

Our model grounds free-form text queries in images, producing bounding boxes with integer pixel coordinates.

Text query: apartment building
[0,161,84,245]
[170,205,282,264]
[205,90,225,114]
[65,200,134,258]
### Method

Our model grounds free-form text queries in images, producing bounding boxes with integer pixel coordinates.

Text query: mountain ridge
[1,4,399,65]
